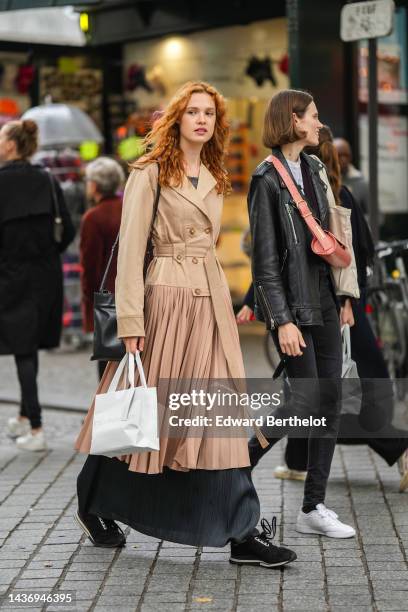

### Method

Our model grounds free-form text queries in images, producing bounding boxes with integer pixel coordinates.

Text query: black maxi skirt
[77,455,260,547]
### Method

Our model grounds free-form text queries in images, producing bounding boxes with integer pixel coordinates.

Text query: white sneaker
[16,431,47,452]
[274,464,307,482]
[6,417,30,439]
[296,503,356,538]
[398,449,408,492]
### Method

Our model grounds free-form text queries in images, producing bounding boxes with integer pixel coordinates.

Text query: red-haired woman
[74,82,296,568]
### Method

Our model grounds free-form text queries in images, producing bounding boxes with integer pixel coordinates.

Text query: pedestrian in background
[0,119,75,451]
[334,137,369,215]
[80,157,125,379]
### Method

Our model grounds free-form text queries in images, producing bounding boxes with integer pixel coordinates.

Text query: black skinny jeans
[14,351,41,429]
[249,272,342,511]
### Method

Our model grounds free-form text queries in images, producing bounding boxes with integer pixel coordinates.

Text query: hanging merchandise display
[245,56,277,87]
[16,64,35,94]
[126,64,153,92]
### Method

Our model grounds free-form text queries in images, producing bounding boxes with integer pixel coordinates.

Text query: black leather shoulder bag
[91,175,161,361]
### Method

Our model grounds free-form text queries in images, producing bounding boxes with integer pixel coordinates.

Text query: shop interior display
[33,147,87,347]
[114,108,156,161]
[226,123,250,193]
[0,53,32,126]
[39,66,103,129]
[218,123,252,304]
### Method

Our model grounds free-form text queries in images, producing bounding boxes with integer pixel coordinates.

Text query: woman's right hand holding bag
[124,337,145,353]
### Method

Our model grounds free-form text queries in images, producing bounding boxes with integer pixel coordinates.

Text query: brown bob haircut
[263,89,314,148]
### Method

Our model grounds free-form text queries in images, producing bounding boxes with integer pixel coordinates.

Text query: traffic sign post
[341,0,394,41]
[340,0,395,242]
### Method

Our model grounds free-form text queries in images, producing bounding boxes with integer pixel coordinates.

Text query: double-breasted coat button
[192,257,198,264]
[176,254,183,261]
[189,227,195,235]
[204,228,211,234]
[194,288,201,295]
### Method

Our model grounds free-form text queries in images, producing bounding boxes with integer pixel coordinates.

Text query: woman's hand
[278,322,306,357]
[236,305,255,325]
[340,299,355,327]
[123,336,145,353]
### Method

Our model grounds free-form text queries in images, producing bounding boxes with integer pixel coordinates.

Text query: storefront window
[358,7,408,219]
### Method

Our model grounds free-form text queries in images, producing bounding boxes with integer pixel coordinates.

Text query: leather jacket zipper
[257,284,276,329]
[285,202,298,244]
[280,249,288,273]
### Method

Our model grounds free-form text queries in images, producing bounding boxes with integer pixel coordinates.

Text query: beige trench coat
[115,161,243,380]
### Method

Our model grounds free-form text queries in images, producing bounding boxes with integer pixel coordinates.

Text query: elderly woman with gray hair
[80,157,125,378]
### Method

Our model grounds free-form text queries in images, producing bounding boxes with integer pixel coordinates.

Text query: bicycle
[365,239,408,401]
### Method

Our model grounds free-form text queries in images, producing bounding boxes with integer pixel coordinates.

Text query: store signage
[340,0,395,42]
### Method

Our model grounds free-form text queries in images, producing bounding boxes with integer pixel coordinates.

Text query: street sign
[340,0,394,42]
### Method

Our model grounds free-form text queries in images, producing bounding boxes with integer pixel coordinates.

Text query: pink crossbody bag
[267,155,351,269]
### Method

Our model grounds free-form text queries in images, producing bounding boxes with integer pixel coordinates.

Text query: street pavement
[1,330,408,611]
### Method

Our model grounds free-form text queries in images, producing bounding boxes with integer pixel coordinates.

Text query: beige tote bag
[310,155,360,298]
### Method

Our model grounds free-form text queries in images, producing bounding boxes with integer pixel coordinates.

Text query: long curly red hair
[133,81,230,195]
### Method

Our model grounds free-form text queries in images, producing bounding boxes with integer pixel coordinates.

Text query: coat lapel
[170,163,217,226]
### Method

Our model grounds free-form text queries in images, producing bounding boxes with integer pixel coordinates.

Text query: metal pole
[368,37,379,242]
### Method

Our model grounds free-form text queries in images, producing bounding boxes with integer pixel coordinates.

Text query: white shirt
[286,158,304,191]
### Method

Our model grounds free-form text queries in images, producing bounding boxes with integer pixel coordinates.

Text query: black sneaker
[230,517,297,568]
[75,510,126,548]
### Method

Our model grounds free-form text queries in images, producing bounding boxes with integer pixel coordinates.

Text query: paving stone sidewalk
[1,402,408,612]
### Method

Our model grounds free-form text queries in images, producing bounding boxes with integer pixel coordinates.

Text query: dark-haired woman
[0,119,75,451]
[247,90,355,538]
[244,125,408,493]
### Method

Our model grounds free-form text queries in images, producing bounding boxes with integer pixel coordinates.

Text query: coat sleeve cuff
[117,316,145,338]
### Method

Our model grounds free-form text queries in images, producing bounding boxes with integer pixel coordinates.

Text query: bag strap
[99,168,161,292]
[266,155,331,248]
[45,168,61,220]
[135,350,148,389]
[341,324,351,362]
[107,352,135,392]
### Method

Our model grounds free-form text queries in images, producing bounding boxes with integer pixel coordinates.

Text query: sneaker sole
[399,472,408,493]
[296,524,355,539]
[229,553,297,568]
[16,444,47,452]
[74,511,125,548]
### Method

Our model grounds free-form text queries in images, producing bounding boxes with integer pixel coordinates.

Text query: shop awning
[0,1,285,46]
[0,6,87,45]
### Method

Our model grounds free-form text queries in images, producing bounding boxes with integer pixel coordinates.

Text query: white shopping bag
[90,351,159,457]
[341,324,362,416]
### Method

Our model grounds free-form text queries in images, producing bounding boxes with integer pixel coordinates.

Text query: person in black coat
[0,119,75,451]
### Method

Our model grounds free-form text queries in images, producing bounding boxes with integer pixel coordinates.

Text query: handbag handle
[341,324,351,361]
[106,351,147,392]
[135,350,148,389]
[107,352,135,393]
[99,170,161,292]
[266,155,333,250]
[45,168,61,219]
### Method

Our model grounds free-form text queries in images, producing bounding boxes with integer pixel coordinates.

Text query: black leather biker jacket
[247,147,333,329]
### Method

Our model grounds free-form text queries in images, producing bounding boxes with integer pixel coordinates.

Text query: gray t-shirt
[188,176,199,189]
[286,158,304,191]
